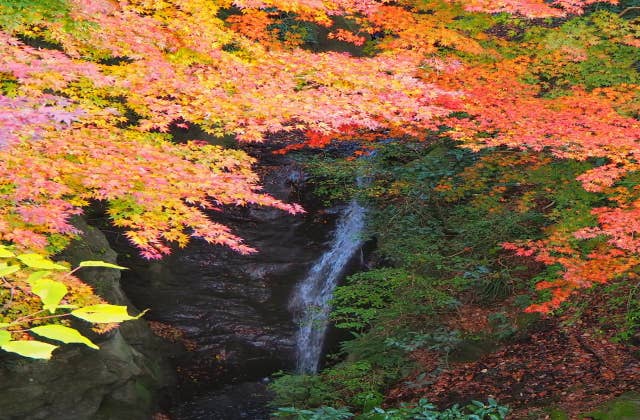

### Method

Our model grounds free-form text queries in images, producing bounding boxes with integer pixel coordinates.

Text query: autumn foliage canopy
[1,0,639,325]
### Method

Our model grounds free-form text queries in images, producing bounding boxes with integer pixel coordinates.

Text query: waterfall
[290,200,366,373]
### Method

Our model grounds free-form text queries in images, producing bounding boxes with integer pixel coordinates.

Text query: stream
[290,200,366,373]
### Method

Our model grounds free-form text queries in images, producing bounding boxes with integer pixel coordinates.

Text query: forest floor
[387,285,640,419]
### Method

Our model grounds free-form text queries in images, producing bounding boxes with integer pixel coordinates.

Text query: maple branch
[11,309,47,325]
[13,313,70,325]
[7,311,72,328]
[542,200,556,210]
[619,7,640,17]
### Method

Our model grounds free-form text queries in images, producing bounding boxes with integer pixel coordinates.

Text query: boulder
[0,217,174,420]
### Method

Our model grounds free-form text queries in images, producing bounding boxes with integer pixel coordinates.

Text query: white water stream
[290,200,366,373]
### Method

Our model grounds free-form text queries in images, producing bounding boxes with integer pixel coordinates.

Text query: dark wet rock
[173,382,273,420]
[0,217,174,420]
[98,152,337,409]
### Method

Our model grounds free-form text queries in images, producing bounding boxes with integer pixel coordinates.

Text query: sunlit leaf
[0,246,15,258]
[17,254,68,271]
[1,340,58,359]
[27,270,50,286]
[0,264,20,276]
[78,261,128,270]
[31,325,99,349]
[32,279,68,313]
[0,330,10,346]
[71,304,147,323]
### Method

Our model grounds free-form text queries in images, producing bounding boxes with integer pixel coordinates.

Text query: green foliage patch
[514,11,640,95]
[273,398,508,419]
[0,0,71,31]
[331,268,457,331]
[282,132,624,414]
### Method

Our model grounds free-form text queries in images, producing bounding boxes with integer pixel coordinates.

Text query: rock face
[0,217,174,420]
[112,152,336,402]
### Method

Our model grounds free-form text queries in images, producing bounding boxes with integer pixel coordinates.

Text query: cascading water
[290,200,366,373]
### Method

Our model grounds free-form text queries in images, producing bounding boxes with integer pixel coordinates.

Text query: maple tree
[0,0,468,346]
[445,0,619,18]
[428,8,640,311]
[0,0,464,260]
[280,0,640,312]
[1,0,639,354]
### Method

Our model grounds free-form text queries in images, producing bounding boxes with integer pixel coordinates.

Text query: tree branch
[619,7,640,17]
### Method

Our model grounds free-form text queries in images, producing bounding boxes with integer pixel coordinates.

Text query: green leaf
[27,270,50,286]
[31,325,99,349]
[78,260,128,270]
[32,279,68,313]
[1,340,58,359]
[0,246,15,258]
[71,304,147,323]
[0,264,20,276]
[0,330,10,346]
[17,254,68,271]
[0,323,10,328]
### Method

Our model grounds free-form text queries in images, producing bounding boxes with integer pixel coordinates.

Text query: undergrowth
[271,135,637,415]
